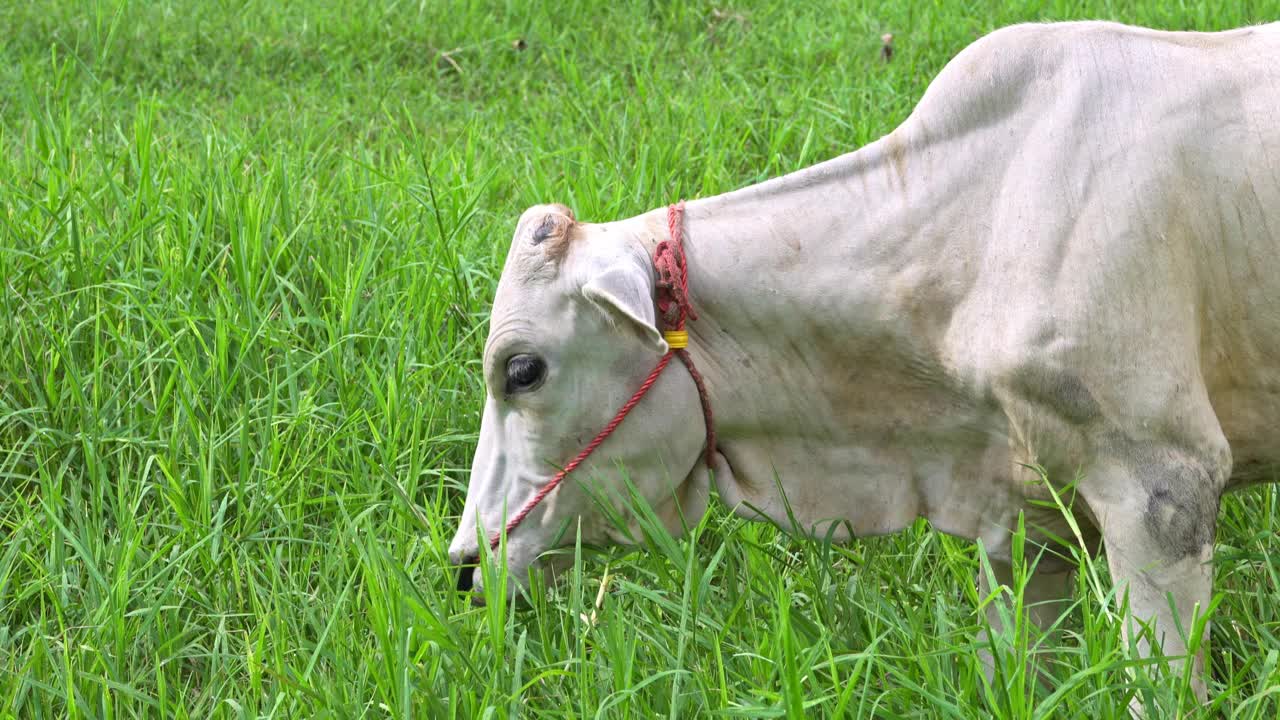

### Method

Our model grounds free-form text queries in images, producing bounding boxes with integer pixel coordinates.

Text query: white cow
[448,21,1280,701]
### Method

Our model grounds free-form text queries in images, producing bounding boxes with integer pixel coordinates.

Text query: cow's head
[447,204,715,597]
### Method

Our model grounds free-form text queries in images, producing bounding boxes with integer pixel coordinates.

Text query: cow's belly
[1202,228,1280,486]
[1212,384,1280,487]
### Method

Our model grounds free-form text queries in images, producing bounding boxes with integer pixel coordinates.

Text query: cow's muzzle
[454,553,479,593]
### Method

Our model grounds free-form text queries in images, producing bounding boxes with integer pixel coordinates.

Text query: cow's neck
[634,129,1008,540]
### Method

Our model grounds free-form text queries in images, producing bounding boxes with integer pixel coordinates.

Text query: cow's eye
[505,354,546,394]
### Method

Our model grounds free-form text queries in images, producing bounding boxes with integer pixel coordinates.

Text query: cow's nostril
[455,554,479,593]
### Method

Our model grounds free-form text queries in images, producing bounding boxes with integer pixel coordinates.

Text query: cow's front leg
[1081,446,1225,707]
[976,557,1075,688]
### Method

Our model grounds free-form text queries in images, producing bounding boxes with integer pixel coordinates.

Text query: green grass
[1,0,1278,717]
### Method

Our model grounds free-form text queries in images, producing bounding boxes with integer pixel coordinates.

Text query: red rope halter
[490,201,716,549]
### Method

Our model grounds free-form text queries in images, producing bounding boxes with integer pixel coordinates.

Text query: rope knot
[654,202,698,329]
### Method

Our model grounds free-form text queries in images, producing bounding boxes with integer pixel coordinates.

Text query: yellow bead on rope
[663,330,689,349]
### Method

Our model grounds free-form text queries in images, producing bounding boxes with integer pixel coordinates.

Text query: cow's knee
[1090,438,1226,556]
[1129,440,1224,549]
[1140,481,1217,560]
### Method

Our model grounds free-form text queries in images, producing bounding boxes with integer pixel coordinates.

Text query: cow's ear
[581,253,667,353]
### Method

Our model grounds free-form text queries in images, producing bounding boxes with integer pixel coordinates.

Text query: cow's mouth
[455,554,479,593]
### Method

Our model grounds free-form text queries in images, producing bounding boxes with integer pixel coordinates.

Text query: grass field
[2,0,1279,717]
